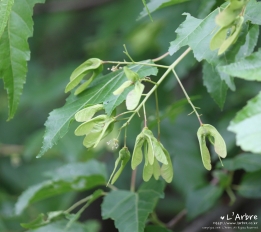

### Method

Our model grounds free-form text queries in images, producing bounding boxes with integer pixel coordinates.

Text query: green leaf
[38,61,157,158]
[145,225,172,232]
[26,220,96,232]
[228,92,261,153]
[15,160,107,215]
[0,0,45,120]
[218,153,261,172]
[219,49,261,81]
[0,0,14,38]
[203,62,228,109]
[238,170,261,198]
[138,0,191,20]
[186,185,223,219]
[245,0,261,25]
[102,179,165,232]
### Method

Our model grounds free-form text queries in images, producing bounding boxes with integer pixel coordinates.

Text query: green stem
[103,60,169,69]
[65,196,92,213]
[172,69,203,126]
[130,168,137,192]
[143,104,147,127]
[155,89,160,140]
[152,51,169,62]
[226,187,236,206]
[123,44,135,62]
[124,126,128,147]
[151,212,166,227]
[121,47,192,129]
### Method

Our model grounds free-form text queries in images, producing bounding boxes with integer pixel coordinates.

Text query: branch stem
[130,169,137,192]
[172,69,203,126]
[121,47,192,130]
[103,60,169,69]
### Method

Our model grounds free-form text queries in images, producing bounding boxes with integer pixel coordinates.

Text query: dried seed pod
[124,66,140,82]
[210,26,229,51]
[75,104,104,122]
[131,132,145,170]
[197,124,227,170]
[65,58,103,94]
[218,16,244,55]
[126,82,145,110]
[108,147,131,185]
[160,144,174,183]
[74,115,107,136]
[197,126,212,170]
[113,80,133,95]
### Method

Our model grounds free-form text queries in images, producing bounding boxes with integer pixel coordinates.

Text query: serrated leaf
[245,0,261,25]
[228,92,261,153]
[219,49,261,81]
[0,0,45,120]
[38,61,157,158]
[0,0,14,38]
[15,160,107,215]
[238,170,261,198]
[102,179,165,232]
[138,0,191,20]
[218,153,261,172]
[186,185,223,219]
[203,62,228,109]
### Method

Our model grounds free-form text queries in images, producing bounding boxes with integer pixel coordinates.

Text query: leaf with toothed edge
[0,0,45,120]
[0,0,14,39]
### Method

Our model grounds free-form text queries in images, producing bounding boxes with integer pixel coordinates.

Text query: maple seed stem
[152,51,170,62]
[172,69,203,126]
[155,89,160,140]
[143,104,147,127]
[102,60,169,69]
[130,169,137,192]
[121,47,192,130]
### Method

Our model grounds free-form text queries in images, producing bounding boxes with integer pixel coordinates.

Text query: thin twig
[167,209,187,229]
[143,104,147,127]
[120,47,192,130]
[172,69,203,126]
[155,89,160,140]
[130,169,137,192]
[152,51,170,62]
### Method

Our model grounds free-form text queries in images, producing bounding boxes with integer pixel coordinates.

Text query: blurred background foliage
[0,0,261,231]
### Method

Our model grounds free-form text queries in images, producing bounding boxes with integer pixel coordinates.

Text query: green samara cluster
[210,0,250,55]
[74,104,115,148]
[132,127,173,183]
